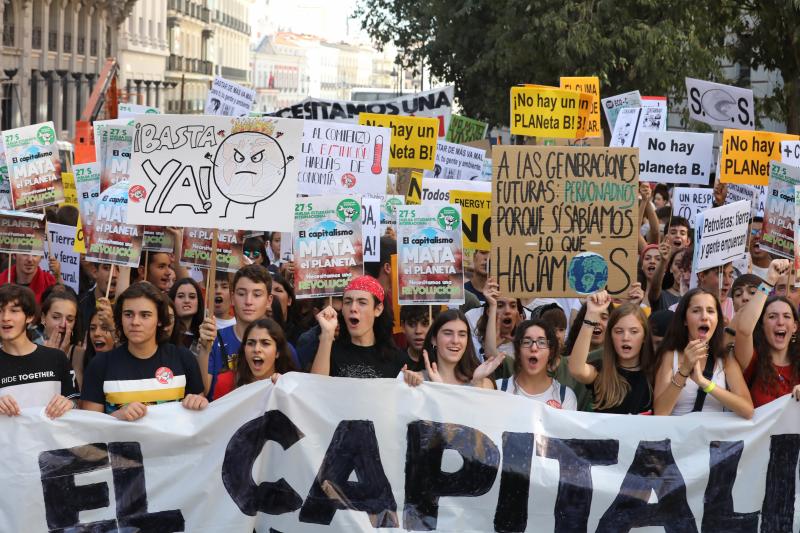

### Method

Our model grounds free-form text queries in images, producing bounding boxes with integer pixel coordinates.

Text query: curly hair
[753,296,800,396]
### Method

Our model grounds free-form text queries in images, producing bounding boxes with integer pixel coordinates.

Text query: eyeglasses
[244,250,261,258]
[520,338,549,349]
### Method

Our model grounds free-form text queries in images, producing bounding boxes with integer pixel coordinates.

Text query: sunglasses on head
[244,250,261,258]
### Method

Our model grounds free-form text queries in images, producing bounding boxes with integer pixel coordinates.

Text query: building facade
[118,0,170,109]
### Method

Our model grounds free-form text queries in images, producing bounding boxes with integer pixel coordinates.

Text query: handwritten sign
[451,190,491,249]
[510,86,592,139]
[781,140,800,167]
[491,146,639,297]
[638,131,714,184]
[559,76,602,138]
[446,115,488,144]
[672,187,713,229]
[693,201,750,272]
[760,161,800,259]
[726,183,765,218]
[39,223,79,293]
[205,76,256,117]
[720,129,799,186]
[2,121,63,210]
[358,113,438,170]
[397,204,464,305]
[423,140,485,181]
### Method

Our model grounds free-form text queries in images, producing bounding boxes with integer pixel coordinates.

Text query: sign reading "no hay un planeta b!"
[491,146,639,298]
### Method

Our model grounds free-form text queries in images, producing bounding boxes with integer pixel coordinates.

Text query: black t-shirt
[330,340,410,378]
[405,350,426,372]
[82,343,204,413]
[589,360,653,414]
[0,345,78,408]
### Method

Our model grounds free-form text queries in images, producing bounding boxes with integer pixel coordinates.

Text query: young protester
[735,259,800,407]
[81,282,207,419]
[39,290,85,389]
[213,271,236,329]
[568,293,655,414]
[496,319,577,409]
[653,184,670,210]
[748,217,772,280]
[696,262,735,321]
[271,272,295,328]
[648,245,688,311]
[639,244,662,291]
[168,277,204,349]
[202,264,274,399]
[82,300,117,378]
[0,253,57,303]
[233,318,297,388]
[402,309,502,389]
[665,216,692,250]
[311,275,409,378]
[653,288,753,418]
[536,304,568,347]
[244,235,268,266]
[474,293,524,361]
[0,285,78,418]
[638,183,660,251]
[731,274,761,314]
[78,262,119,327]
[465,250,489,303]
[400,305,439,371]
[773,268,800,311]
[364,236,397,300]
[266,231,283,265]
[648,310,674,354]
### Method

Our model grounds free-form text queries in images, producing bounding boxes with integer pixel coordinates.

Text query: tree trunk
[787,78,800,134]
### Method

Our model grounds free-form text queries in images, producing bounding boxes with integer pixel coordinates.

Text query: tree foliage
[355,1,759,129]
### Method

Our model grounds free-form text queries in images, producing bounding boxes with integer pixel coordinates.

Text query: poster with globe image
[397,203,465,305]
[491,145,639,298]
[293,195,364,299]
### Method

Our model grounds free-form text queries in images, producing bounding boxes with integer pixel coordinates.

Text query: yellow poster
[59,172,78,207]
[405,171,423,205]
[559,76,602,138]
[450,190,491,249]
[358,113,438,170]
[510,85,592,139]
[73,218,86,254]
[720,129,800,186]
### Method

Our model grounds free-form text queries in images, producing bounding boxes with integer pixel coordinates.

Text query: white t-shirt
[495,377,578,410]
[215,316,236,330]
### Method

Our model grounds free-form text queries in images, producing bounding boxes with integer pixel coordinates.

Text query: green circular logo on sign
[36,126,56,146]
[437,206,460,231]
[145,108,159,114]
[385,197,402,214]
[336,198,361,223]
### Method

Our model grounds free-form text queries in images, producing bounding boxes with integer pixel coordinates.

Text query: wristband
[677,368,690,378]
[703,382,717,394]
[583,319,599,328]
[757,283,772,296]
[724,327,736,336]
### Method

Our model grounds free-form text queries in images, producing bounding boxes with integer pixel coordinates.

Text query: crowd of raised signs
[0,76,799,429]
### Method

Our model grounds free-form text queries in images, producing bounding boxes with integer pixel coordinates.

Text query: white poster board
[672,187,713,229]
[685,77,755,130]
[638,131,714,184]
[694,200,750,271]
[422,139,485,181]
[39,222,80,293]
[205,76,256,117]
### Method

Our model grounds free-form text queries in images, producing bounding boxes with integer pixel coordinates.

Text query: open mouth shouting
[619,343,634,356]
[251,355,265,372]
[696,324,711,339]
[93,337,110,351]
[774,328,788,344]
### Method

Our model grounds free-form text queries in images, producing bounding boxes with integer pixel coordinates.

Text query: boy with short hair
[213,270,236,329]
[665,216,691,250]
[0,253,57,303]
[400,305,438,371]
[0,285,77,418]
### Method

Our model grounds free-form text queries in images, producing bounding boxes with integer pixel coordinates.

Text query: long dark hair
[168,277,204,347]
[753,296,800,394]
[512,319,560,376]
[234,318,296,387]
[656,288,725,367]
[336,294,398,360]
[476,297,524,343]
[40,288,83,346]
[423,309,479,383]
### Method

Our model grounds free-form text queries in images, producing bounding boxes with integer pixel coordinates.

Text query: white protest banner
[118,103,160,118]
[2,374,800,532]
[397,203,465,305]
[760,161,800,259]
[423,139,485,181]
[205,76,256,117]
[420,176,491,203]
[293,196,363,299]
[672,187,713,229]
[271,86,455,137]
[693,200,750,271]
[601,90,641,130]
[39,222,79,292]
[609,106,666,148]
[726,182,765,218]
[782,140,800,167]
[361,196,380,262]
[298,120,390,196]
[2,121,64,210]
[686,77,755,130]
[638,131,714,184]
[128,115,302,232]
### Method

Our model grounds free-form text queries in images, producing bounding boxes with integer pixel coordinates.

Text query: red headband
[641,243,660,261]
[344,275,384,303]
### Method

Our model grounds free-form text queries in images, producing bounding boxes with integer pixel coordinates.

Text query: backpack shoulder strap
[501,378,509,392]
[559,383,566,403]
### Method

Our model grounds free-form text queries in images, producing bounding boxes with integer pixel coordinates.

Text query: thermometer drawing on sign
[371,135,384,174]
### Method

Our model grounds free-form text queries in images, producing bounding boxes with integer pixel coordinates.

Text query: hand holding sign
[766,258,791,286]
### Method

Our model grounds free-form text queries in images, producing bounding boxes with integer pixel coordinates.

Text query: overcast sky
[252,0,367,43]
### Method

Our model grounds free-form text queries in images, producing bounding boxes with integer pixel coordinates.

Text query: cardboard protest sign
[672,187,713,229]
[361,196,380,262]
[142,227,175,253]
[601,90,641,130]
[510,86,592,139]
[423,139,485,181]
[118,103,160,118]
[559,76,602,137]
[609,106,666,147]
[397,203,464,305]
[358,113,438,170]
[86,181,142,268]
[380,195,404,236]
[419,176,490,204]
[693,200,750,272]
[720,129,799,186]
[782,140,800,166]
[73,162,100,248]
[0,209,45,255]
[760,161,800,259]
[205,76,256,117]
[179,228,246,272]
[446,115,488,144]
[491,146,639,297]
[39,223,80,293]
[298,121,390,196]
[638,131,714,185]
[128,115,302,232]
[451,190,491,250]
[2,122,63,210]
[536,136,604,147]
[726,182,765,218]
[293,196,363,299]
[101,123,134,192]
[686,77,754,130]
[270,86,455,137]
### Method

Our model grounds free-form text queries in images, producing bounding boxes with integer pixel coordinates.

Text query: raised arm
[310,306,339,376]
[568,291,608,384]
[482,278,500,360]
[648,240,672,308]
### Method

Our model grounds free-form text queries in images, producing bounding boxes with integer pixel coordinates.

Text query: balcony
[168,54,213,76]
[48,30,57,51]
[212,10,250,35]
[219,66,248,82]
[168,0,211,23]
